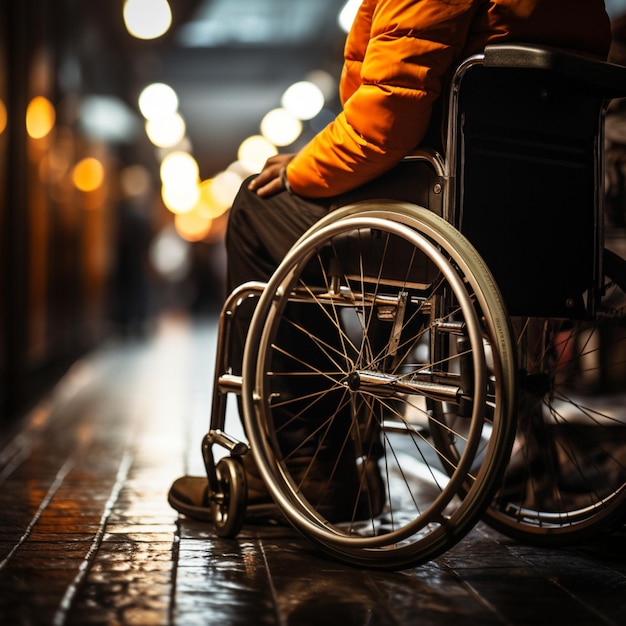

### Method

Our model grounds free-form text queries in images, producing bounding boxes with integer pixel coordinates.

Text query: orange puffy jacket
[286,0,612,198]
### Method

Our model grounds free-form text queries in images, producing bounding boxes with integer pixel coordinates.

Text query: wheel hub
[347,371,361,391]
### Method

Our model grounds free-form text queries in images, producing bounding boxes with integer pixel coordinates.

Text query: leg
[225,178,332,376]
[226,182,368,513]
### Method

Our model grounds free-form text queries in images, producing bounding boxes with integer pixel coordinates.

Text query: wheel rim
[241,203,516,567]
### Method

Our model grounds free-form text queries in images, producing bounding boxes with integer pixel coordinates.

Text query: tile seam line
[52,450,134,626]
[0,454,76,571]
[168,520,182,624]
[259,537,288,626]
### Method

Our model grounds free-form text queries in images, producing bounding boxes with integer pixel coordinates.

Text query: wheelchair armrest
[483,44,626,99]
[403,147,445,178]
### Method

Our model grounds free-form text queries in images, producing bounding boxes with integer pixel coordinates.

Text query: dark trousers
[225,160,439,364]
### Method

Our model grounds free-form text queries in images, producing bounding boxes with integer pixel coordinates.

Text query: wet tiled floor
[0,313,625,625]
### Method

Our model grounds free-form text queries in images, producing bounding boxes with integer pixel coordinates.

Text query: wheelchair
[200,45,626,569]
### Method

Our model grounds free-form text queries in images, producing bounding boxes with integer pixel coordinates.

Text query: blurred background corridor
[0,0,360,421]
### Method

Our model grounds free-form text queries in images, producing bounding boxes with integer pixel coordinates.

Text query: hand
[248,153,295,197]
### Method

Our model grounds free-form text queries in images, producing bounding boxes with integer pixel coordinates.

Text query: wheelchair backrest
[448,44,626,318]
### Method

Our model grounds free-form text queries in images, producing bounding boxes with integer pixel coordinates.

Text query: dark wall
[0,0,116,420]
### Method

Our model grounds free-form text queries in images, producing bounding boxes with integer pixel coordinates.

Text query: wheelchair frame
[199,45,626,568]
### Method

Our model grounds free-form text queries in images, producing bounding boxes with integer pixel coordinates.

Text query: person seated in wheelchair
[169,0,612,523]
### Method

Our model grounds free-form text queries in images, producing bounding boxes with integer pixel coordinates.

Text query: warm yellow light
[72,157,105,192]
[260,108,302,147]
[160,151,199,189]
[160,151,201,214]
[26,96,55,139]
[190,179,220,218]
[237,135,278,174]
[281,81,325,120]
[146,112,186,148]
[209,171,243,214]
[186,177,233,220]
[162,183,200,215]
[123,0,172,40]
[175,210,213,242]
[0,100,7,135]
[138,83,178,120]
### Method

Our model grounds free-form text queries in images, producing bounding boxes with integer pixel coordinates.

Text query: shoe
[168,475,214,522]
[167,455,285,524]
[167,452,386,524]
[167,456,286,525]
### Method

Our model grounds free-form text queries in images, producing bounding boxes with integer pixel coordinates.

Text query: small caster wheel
[212,456,247,538]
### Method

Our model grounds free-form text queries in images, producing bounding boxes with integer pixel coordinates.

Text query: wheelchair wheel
[241,201,516,569]
[212,457,247,538]
[481,246,626,544]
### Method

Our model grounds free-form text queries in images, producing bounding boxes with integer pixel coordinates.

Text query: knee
[226,175,258,246]
[228,174,255,218]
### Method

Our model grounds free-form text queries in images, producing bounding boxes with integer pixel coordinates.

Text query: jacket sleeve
[286,0,480,198]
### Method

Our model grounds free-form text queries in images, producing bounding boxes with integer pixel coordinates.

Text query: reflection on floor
[0,312,624,625]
